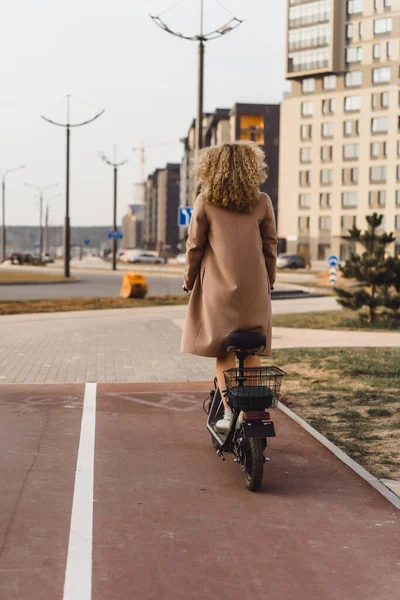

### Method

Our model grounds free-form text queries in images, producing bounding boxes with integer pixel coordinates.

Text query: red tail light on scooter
[243,411,271,421]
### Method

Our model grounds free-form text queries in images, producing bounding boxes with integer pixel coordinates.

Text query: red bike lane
[0,382,399,600]
[93,383,400,600]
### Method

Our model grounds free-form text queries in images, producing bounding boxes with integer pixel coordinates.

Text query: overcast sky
[1,0,286,227]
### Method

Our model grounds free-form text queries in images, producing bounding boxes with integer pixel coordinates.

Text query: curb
[278,401,400,510]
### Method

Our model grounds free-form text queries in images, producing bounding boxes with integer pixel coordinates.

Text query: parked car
[277,253,306,269]
[176,253,186,265]
[130,252,163,265]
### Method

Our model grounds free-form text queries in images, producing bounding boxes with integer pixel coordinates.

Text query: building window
[342,168,359,185]
[344,95,361,112]
[370,166,387,182]
[318,244,331,260]
[381,91,389,109]
[321,145,333,162]
[299,194,312,209]
[370,142,380,158]
[374,17,392,35]
[371,116,389,133]
[343,143,360,160]
[321,122,335,138]
[340,242,357,261]
[319,192,332,209]
[322,98,335,115]
[369,190,386,207]
[346,24,353,40]
[323,75,337,91]
[373,43,381,60]
[372,67,391,83]
[397,141,400,157]
[343,120,359,137]
[397,165,400,182]
[396,190,400,206]
[300,170,311,186]
[358,21,364,38]
[341,216,357,232]
[384,0,392,8]
[342,192,358,208]
[319,216,331,231]
[302,78,315,94]
[301,101,314,117]
[298,216,310,233]
[320,169,333,185]
[395,215,400,230]
[300,124,312,140]
[383,142,388,158]
[300,147,312,163]
[345,71,363,87]
[386,41,392,58]
[347,0,364,15]
[346,46,363,63]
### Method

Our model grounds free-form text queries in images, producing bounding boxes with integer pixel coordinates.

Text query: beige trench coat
[181,192,278,358]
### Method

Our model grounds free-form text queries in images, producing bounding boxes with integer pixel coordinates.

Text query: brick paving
[0,306,214,385]
[0,299,398,385]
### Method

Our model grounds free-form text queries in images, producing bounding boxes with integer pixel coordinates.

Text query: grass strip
[267,347,400,481]
[0,295,190,315]
[272,309,400,331]
[0,270,75,284]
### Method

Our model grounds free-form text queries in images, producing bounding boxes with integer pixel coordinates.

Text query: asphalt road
[0,270,316,301]
[0,271,183,299]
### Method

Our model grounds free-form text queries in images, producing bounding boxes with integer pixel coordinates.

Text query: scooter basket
[224,366,286,410]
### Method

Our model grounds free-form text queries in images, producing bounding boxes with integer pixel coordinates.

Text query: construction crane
[132,140,178,184]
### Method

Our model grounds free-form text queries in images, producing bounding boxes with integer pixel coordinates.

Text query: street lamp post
[1,165,26,262]
[150,0,242,152]
[41,95,104,277]
[99,149,128,271]
[25,183,59,260]
[44,194,61,255]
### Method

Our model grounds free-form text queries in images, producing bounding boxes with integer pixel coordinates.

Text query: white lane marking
[63,382,97,600]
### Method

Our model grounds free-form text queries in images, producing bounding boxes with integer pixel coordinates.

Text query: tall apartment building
[279,0,400,262]
[144,164,180,254]
[181,103,280,215]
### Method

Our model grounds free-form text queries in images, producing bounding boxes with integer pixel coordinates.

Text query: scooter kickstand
[217,450,225,461]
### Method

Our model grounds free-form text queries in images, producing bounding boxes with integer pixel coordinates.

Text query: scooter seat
[224,331,266,353]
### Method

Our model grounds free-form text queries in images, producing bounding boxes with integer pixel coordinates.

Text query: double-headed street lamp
[41,95,104,277]
[1,165,26,262]
[99,149,128,271]
[150,0,242,151]
[25,183,59,260]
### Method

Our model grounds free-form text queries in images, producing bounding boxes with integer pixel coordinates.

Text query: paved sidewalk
[0,300,398,384]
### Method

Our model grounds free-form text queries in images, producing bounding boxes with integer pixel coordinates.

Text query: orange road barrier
[120,272,148,299]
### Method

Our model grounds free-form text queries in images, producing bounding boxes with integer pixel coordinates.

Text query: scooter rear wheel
[242,438,264,492]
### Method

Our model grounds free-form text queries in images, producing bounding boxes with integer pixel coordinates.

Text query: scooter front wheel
[242,438,264,492]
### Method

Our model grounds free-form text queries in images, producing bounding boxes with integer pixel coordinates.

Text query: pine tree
[334,213,400,324]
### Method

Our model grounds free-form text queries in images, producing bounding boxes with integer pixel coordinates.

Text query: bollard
[120,272,148,299]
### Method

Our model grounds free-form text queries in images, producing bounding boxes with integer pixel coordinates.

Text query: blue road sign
[328,255,339,268]
[83,239,90,246]
[108,231,123,240]
[179,207,193,227]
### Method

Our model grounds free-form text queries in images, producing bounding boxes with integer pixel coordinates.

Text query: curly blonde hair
[192,141,268,213]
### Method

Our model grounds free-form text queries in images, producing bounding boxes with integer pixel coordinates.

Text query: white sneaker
[215,407,232,432]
